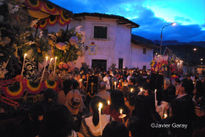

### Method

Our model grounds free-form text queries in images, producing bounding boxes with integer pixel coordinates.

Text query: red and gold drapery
[24,0,72,29]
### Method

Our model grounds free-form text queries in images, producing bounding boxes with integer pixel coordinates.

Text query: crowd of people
[0,67,205,137]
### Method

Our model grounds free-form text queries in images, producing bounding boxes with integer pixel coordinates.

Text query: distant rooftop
[73,12,139,28]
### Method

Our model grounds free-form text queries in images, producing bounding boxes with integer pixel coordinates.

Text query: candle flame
[24,53,27,58]
[50,58,54,62]
[119,108,123,114]
[163,113,168,119]
[55,56,57,60]
[130,88,134,93]
[46,56,49,61]
[107,100,111,105]
[140,88,143,92]
[98,102,103,111]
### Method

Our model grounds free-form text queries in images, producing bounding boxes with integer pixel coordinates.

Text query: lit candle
[119,108,126,123]
[98,102,103,112]
[140,87,143,92]
[98,102,103,135]
[119,108,123,115]
[130,88,134,93]
[40,56,49,83]
[48,58,53,73]
[50,58,53,64]
[114,81,117,90]
[154,89,157,107]
[107,100,111,105]
[54,56,57,76]
[163,113,168,119]
[21,53,27,76]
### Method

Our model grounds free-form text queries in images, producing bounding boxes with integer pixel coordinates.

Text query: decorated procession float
[150,50,183,79]
[0,0,85,109]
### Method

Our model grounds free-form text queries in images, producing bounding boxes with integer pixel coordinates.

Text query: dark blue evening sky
[49,0,205,42]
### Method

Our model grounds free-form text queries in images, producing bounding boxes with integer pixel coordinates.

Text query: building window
[118,58,123,70]
[143,48,146,54]
[94,26,107,39]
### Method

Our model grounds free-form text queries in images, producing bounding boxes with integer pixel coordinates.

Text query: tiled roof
[73,12,139,28]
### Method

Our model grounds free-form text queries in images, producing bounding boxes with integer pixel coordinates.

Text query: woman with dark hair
[170,79,196,137]
[102,121,129,137]
[57,79,74,105]
[123,92,138,121]
[80,96,112,137]
[104,90,127,122]
[39,104,80,137]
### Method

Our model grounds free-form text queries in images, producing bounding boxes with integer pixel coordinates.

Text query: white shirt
[103,76,110,89]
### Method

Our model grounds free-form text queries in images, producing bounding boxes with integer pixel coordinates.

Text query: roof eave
[73,13,139,28]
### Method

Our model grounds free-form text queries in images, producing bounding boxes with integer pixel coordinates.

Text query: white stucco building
[131,35,157,69]
[47,13,156,71]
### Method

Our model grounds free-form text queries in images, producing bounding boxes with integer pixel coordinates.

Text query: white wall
[131,43,153,69]
[70,16,132,70]
[115,25,132,68]
[46,23,67,33]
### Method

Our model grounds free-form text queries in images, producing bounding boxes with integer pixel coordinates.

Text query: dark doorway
[143,65,146,70]
[118,58,123,69]
[92,59,107,71]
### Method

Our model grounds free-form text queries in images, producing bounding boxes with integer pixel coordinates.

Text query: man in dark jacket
[170,79,196,137]
[184,75,194,97]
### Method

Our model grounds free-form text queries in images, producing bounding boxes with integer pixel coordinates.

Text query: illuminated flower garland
[58,16,67,26]
[39,19,48,29]
[2,81,24,99]
[44,80,58,91]
[60,10,71,23]
[25,0,72,29]
[48,15,58,25]
[26,80,42,94]
[43,2,58,14]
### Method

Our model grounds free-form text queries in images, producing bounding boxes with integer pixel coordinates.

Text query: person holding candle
[124,92,137,117]
[80,96,112,137]
[104,90,127,122]
[169,79,195,137]
[161,78,176,103]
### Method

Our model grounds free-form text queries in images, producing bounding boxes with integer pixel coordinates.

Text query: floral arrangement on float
[44,80,59,91]
[151,55,168,73]
[0,0,82,109]
[151,54,183,75]
[25,79,43,94]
